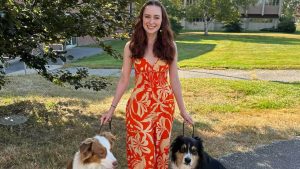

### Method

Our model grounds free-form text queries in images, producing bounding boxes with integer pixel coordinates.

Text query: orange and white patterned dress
[126,57,175,169]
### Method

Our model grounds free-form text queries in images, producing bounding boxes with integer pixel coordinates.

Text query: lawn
[65,40,125,69]
[177,32,300,69]
[66,32,300,69]
[0,75,299,168]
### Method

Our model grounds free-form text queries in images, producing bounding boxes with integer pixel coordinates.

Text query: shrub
[170,17,183,36]
[223,21,242,32]
[260,27,278,32]
[278,17,296,33]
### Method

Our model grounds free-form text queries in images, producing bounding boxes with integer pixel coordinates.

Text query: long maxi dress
[126,57,175,169]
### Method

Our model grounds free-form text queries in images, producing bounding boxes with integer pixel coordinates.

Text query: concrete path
[43,67,300,82]
[178,69,300,82]
[219,137,300,169]
[7,66,300,83]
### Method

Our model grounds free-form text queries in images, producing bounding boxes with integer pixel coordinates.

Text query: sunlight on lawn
[177,32,300,69]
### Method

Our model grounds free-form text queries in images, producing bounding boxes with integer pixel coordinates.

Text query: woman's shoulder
[124,41,131,50]
[123,40,130,48]
[173,41,177,45]
[124,41,132,56]
[173,41,177,49]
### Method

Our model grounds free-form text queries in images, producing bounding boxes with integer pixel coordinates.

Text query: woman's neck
[147,33,157,46]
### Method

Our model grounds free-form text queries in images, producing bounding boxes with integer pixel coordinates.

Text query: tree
[185,0,256,35]
[282,0,300,18]
[161,0,184,35]
[0,0,132,91]
[185,0,217,35]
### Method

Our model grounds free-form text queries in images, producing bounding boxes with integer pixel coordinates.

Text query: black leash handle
[99,118,112,133]
[182,122,195,137]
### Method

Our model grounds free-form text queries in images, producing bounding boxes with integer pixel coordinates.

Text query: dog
[170,135,226,169]
[67,132,118,169]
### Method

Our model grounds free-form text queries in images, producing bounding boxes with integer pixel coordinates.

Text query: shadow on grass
[224,125,286,145]
[176,41,217,61]
[0,100,126,168]
[178,32,300,46]
[271,81,300,87]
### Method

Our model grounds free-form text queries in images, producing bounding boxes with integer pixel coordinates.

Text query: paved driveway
[219,137,300,169]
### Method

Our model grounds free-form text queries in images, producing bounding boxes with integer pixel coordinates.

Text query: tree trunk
[204,15,209,36]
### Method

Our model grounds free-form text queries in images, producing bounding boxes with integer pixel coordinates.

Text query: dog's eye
[180,145,187,153]
[191,147,198,155]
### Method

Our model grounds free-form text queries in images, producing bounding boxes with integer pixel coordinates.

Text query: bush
[260,27,278,32]
[278,17,296,33]
[223,21,242,32]
[170,17,183,36]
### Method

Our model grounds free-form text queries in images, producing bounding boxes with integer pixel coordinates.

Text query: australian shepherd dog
[170,135,226,169]
[67,132,118,169]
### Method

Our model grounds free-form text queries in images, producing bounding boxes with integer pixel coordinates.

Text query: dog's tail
[67,159,73,169]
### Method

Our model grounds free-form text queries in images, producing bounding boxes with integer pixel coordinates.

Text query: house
[182,0,283,31]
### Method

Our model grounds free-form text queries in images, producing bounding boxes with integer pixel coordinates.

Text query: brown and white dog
[67,132,118,169]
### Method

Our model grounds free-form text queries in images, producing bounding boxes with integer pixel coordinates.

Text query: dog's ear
[171,135,184,149]
[100,132,117,147]
[79,138,95,161]
[193,136,203,143]
[170,135,184,162]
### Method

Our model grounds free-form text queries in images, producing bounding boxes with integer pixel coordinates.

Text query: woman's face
[142,5,162,35]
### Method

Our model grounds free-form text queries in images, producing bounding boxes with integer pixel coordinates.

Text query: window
[257,0,279,6]
[191,17,211,22]
[265,0,279,6]
[250,18,273,23]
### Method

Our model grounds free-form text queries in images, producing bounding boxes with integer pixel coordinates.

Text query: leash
[182,122,195,138]
[98,118,112,133]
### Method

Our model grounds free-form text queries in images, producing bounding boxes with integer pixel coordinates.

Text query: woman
[100,0,194,168]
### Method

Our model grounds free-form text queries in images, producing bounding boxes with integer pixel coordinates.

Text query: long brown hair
[129,0,175,64]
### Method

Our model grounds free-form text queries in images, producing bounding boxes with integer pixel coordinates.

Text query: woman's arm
[100,41,133,124]
[169,42,194,125]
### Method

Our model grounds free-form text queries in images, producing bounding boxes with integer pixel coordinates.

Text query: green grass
[66,40,126,68]
[67,32,300,69]
[0,75,299,168]
[177,32,300,69]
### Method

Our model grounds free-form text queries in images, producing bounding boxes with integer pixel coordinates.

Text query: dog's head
[170,135,204,169]
[79,132,117,169]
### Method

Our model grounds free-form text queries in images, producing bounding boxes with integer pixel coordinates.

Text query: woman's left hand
[180,112,194,125]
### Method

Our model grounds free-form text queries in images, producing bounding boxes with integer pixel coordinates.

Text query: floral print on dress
[126,58,175,169]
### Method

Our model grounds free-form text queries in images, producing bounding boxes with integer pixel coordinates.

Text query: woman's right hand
[99,111,113,125]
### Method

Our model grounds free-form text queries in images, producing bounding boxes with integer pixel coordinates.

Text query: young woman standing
[100,1,194,168]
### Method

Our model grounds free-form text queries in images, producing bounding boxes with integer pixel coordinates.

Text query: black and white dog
[170,135,226,169]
